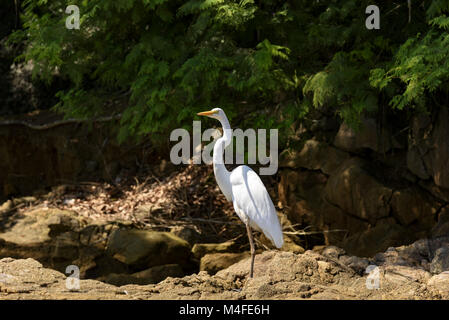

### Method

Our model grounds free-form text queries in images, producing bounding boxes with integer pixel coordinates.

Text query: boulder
[427,271,449,297]
[333,118,398,153]
[382,265,431,285]
[200,252,250,275]
[0,208,82,245]
[106,229,191,270]
[170,226,202,245]
[279,140,349,175]
[341,218,412,257]
[338,255,369,275]
[431,206,449,237]
[0,257,122,299]
[280,236,305,254]
[407,108,449,189]
[430,246,449,274]
[0,208,121,278]
[324,158,392,223]
[191,241,237,259]
[391,188,438,226]
[322,245,345,259]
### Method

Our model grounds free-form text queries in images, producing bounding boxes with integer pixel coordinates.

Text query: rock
[391,188,438,226]
[170,226,201,245]
[342,218,412,257]
[339,255,369,274]
[333,118,397,153]
[407,146,430,180]
[0,199,13,212]
[278,169,333,237]
[432,206,449,237]
[382,265,431,285]
[407,108,449,188]
[419,180,449,203]
[0,208,81,245]
[200,252,250,275]
[106,229,191,269]
[0,116,144,200]
[0,257,122,299]
[280,236,305,254]
[430,246,449,274]
[324,158,392,223]
[427,271,449,297]
[101,264,184,286]
[191,241,237,259]
[2,238,449,299]
[133,204,164,219]
[279,140,350,175]
[132,264,184,283]
[322,246,345,259]
[0,208,120,278]
[12,196,37,206]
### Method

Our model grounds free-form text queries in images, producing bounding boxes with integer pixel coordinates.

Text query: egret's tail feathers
[273,233,284,249]
[265,228,283,249]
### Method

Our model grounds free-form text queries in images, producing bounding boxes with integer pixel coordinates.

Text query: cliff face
[278,108,449,257]
[0,116,147,201]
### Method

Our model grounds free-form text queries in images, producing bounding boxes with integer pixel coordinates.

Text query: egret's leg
[246,223,255,278]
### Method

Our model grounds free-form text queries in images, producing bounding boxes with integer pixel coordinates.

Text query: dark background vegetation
[2,0,448,147]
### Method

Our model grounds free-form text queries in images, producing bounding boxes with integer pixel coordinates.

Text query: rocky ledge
[1,236,448,300]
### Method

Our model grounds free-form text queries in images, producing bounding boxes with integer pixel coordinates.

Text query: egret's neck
[213,118,233,202]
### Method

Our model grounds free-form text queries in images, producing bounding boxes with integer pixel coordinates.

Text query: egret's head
[197,107,226,121]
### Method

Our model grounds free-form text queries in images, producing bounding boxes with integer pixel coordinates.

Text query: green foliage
[9,0,449,143]
[370,3,449,112]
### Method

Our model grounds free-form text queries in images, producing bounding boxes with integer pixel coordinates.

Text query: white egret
[197,108,283,278]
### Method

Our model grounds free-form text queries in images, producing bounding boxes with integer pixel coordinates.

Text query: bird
[197,107,283,278]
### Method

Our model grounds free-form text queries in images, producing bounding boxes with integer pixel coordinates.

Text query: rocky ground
[1,168,449,300]
[1,236,449,300]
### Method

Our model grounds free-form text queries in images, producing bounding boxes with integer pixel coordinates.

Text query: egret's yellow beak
[197,110,218,116]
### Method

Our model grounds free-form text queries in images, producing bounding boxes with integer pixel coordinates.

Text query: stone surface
[430,246,449,274]
[324,158,392,223]
[0,208,102,276]
[0,208,82,245]
[280,236,305,254]
[333,118,397,153]
[322,245,345,259]
[279,140,350,175]
[106,229,191,270]
[391,188,438,226]
[200,252,250,275]
[170,226,202,244]
[0,118,143,200]
[191,241,237,259]
[100,264,184,286]
[407,108,449,189]
[432,206,449,237]
[427,272,449,296]
[2,237,449,300]
[341,218,412,257]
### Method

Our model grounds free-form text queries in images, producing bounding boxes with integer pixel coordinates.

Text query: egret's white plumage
[230,166,284,248]
[197,107,284,277]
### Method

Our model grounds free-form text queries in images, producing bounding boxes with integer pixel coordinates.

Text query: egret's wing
[230,166,283,248]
